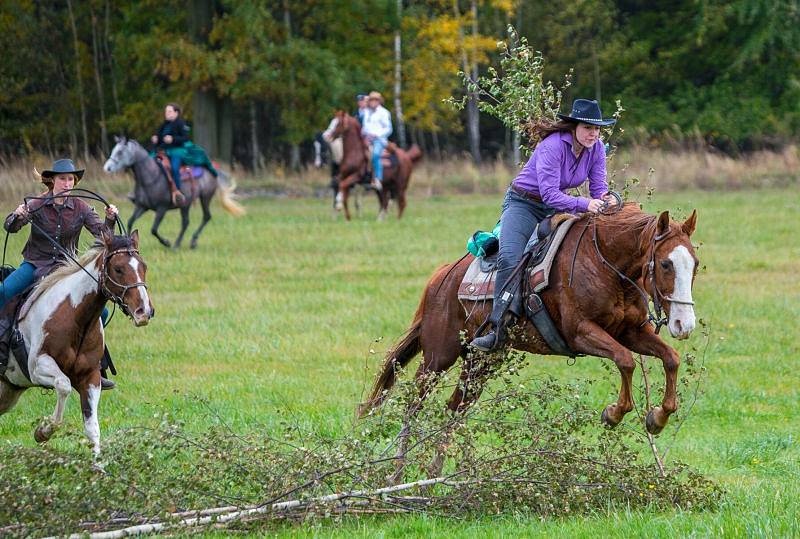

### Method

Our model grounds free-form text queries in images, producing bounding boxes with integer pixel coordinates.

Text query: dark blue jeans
[495,188,555,307]
[170,154,183,190]
[0,261,35,309]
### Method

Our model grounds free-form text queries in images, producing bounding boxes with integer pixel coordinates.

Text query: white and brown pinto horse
[0,230,153,455]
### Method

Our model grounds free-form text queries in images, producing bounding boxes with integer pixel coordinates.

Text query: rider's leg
[169,154,183,191]
[471,189,541,352]
[371,139,386,190]
[0,261,36,310]
[99,307,115,391]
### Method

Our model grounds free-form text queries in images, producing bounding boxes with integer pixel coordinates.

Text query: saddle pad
[180,166,204,180]
[529,216,578,293]
[457,255,497,301]
[457,216,578,302]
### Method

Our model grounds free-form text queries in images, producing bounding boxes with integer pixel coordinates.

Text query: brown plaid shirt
[4,196,115,279]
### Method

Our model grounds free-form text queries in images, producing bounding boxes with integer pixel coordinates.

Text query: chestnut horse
[330,111,422,220]
[360,204,698,480]
[0,230,153,455]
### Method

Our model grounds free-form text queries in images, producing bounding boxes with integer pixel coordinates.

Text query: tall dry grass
[1,146,796,205]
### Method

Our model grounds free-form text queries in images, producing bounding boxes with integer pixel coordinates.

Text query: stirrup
[371,178,383,192]
[172,190,186,206]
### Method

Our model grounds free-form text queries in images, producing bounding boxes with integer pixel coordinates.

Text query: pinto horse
[359,204,698,481]
[330,112,422,220]
[0,230,153,455]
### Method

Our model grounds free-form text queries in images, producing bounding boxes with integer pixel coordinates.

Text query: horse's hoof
[34,426,50,444]
[190,241,198,250]
[645,409,664,435]
[601,406,620,429]
[159,239,171,248]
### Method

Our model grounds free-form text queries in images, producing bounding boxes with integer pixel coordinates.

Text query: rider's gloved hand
[105,205,119,219]
[14,203,29,219]
[151,135,158,144]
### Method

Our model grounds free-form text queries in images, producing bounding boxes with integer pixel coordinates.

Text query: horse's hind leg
[425,352,497,478]
[386,368,441,486]
[173,205,191,249]
[151,207,172,248]
[0,379,24,415]
[190,195,212,249]
[30,354,72,443]
[618,325,681,435]
[77,372,102,456]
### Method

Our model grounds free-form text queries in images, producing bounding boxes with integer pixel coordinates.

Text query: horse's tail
[406,144,423,163]
[216,170,247,217]
[357,263,449,418]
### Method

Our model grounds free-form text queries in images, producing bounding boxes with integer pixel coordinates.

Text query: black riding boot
[470,290,517,352]
[100,345,117,391]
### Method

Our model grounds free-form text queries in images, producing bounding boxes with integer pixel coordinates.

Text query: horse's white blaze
[128,257,151,315]
[667,245,696,339]
[83,384,101,455]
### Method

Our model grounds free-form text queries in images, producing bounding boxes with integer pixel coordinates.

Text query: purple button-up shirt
[511,131,608,213]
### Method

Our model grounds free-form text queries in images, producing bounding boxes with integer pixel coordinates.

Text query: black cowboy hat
[557,99,616,126]
[40,158,85,180]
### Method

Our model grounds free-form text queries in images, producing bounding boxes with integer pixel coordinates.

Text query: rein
[2,189,142,320]
[583,211,690,334]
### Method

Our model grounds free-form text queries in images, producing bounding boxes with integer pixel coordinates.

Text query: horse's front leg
[618,324,681,435]
[336,173,359,220]
[29,354,72,443]
[572,320,636,428]
[127,205,147,232]
[77,371,103,456]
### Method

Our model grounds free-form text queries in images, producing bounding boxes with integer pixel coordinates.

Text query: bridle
[99,246,148,318]
[588,213,693,334]
[644,229,695,333]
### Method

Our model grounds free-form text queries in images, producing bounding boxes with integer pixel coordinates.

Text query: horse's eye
[660,260,672,270]
[115,267,123,275]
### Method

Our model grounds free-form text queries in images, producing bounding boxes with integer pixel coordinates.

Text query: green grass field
[0,187,798,537]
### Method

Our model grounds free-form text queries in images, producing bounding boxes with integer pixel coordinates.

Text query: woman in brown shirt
[1,159,119,388]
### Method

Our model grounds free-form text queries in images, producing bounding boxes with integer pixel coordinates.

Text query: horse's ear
[682,209,697,236]
[130,229,140,250]
[657,210,670,237]
[114,135,120,143]
[101,227,114,247]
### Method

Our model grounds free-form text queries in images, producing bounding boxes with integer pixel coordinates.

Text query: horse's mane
[26,235,132,305]
[30,245,105,301]
[588,202,658,237]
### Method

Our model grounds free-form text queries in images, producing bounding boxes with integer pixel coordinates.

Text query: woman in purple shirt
[471,99,618,352]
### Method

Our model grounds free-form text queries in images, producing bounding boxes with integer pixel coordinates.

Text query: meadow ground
[0,187,798,537]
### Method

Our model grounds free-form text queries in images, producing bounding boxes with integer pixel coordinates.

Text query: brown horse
[359,204,698,480]
[330,111,422,220]
[0,229,153,455]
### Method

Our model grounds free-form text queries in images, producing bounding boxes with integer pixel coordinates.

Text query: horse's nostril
[675,320,683,332]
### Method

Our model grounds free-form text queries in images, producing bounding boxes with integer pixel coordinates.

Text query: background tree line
[1,0,798,169]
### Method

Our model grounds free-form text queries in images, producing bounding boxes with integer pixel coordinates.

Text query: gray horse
[103,136,244,249]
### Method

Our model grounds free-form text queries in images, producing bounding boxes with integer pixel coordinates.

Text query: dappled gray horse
[103,136,244,249]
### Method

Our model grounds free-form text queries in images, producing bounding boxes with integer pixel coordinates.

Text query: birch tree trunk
[66,0,90,161]
[393,0,407,148]
[453,0,481,164]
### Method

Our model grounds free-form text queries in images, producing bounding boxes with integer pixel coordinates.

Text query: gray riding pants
[494,188,556,310]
